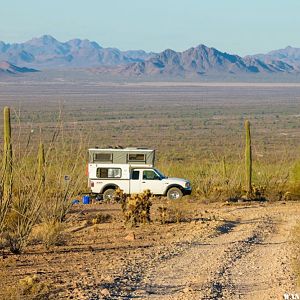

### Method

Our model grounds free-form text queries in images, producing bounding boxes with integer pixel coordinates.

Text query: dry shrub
[158,153,300,202]
[289,160,300,199]
[14,276,50,300]
[159,159,244,202]
[92,213,112,224]
[31,221,66,249]
[0,260,51,300]
[4,191,41,254]
[39,132,87,223]
[158,199,189,224]
[18,275,51,300]
[164,207,186,223]
[0,109,88,254]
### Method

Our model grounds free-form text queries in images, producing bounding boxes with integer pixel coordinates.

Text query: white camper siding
[89,164,131,194]
[91,179,130,194]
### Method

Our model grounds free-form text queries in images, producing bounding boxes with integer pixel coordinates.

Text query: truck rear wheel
[103,188,115,202]
[167,187,183,200]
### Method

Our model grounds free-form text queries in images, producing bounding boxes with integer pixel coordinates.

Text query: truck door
[129,169,142,194]
[141,169,165,195]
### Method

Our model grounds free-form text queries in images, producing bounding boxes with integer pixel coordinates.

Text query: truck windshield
[154,169,167,179]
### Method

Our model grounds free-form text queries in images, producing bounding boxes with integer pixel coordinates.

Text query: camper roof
[88,147,154,152]
[88,148,155,166]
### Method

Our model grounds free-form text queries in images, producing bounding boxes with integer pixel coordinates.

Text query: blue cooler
[82,195,90,204]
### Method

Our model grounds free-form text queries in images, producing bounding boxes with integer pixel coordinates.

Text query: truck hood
[162,177,190,185]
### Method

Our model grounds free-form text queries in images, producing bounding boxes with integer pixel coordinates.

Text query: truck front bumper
[182,188,192,196]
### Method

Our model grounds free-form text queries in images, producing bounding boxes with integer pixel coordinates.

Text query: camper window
[128,153,146,162]
[94,153,113,162]
[97,168,121,178]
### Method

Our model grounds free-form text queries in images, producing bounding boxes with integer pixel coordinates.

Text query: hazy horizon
[1,0,300,56]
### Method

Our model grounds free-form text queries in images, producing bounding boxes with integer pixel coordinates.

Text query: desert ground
[1,200,300,299]
[0,78,299,299]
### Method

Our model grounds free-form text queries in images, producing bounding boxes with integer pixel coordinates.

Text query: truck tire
[103,188,115,202]
[167,187,183,200]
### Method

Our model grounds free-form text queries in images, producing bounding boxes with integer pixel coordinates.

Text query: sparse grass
[31,221,66,249]
[291,160,300,197]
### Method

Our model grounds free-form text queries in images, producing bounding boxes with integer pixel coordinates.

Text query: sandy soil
[1,200,300,300]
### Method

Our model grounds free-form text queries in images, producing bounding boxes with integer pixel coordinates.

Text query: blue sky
[0,0,299,55]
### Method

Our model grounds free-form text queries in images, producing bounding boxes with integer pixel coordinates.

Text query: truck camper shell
[88,148,155,167]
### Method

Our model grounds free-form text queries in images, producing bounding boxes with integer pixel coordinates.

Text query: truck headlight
[185,182,190,188]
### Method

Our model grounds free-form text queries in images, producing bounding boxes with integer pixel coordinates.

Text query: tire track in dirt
[100,225,211,299]
[98,218,238,299]
[100,217,270,299]
[227,211,299,300]
[204,216,274,299]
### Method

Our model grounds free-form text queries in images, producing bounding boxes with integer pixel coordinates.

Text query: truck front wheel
[167,187,183,200]
[103,188,115,202]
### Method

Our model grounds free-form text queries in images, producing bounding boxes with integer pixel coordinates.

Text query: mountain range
[0,35,153,69]
[250,46,300,67]
[1,35,300,77]
[117,46,297,77]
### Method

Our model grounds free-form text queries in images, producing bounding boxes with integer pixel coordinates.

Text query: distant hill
[248,46,300,71]
[107,45,296,77]
[0,61,38,76]
[0,35,154,69]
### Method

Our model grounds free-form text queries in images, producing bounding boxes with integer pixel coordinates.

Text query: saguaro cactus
[38,142,45,187]
[244,120,252,196]
[3,106,13,201]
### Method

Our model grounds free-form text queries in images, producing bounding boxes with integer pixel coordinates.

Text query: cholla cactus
[114,187,127,212]
[158,206,168,224]
[122,189,152,227]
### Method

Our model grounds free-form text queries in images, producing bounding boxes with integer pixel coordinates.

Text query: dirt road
[103,202,299,300]
[1,201,299,300]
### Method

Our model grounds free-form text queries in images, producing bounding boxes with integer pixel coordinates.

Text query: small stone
[182,286,192,293]
[101,288,110,296]
[125,232,135,241]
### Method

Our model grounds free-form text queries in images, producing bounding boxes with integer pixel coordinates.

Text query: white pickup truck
[87,148,192,201]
